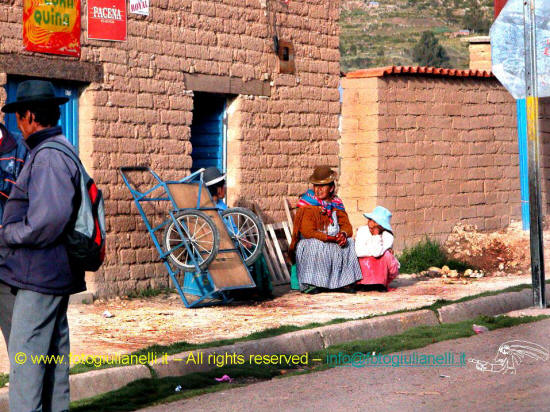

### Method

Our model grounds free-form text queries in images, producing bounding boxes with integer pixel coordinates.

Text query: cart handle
[119,166,164,193]
[120,166,163,182]
[120,166,208,198]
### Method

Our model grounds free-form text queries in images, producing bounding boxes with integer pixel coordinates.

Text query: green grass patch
[0,373,8,388]
[70,365,285,412]
[398,237,473,274]
[70,314,550,411]
[316,315,549,361]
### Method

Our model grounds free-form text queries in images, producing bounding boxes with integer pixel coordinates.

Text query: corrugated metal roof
[345,66,493,79]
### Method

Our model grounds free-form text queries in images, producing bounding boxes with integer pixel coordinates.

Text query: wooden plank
[283,197,294,232]
[184,73,270,97]
[281,221,292,245]
[265,249,286,286]
[261,245,278,284]
[267,224,290,281]
[263,226,284,283]
[270,222,285,230]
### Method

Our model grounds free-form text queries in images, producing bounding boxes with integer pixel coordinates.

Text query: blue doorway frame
[4,76,80,151]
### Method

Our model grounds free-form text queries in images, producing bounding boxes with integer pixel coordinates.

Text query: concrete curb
[69,364,151,401]
[437,289,532,323]
[150,310,439,378]
[317,310,439,347]
[0,365,150,408]
[0,286,543,410]
[436,285,550,324]
[69,291,95,305]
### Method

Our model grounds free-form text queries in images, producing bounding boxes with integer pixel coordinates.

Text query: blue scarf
[297,189,345,223]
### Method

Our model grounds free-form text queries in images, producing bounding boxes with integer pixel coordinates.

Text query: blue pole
[516,99,530,230]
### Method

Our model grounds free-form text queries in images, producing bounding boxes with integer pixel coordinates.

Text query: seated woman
[355,206,400,291]
[289,166,362,294]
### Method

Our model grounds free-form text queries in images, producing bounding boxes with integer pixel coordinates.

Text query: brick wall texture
[341,75,522,251]
[469,43,491,71]
[0,0,342,297]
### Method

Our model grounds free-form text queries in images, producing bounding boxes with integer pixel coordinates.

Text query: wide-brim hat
[2,80,69,113]
[364,206,393,233]
[309,166,337,185]
[203,166,226,186]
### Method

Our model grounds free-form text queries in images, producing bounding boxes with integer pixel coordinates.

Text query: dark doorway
[190,92,227,173]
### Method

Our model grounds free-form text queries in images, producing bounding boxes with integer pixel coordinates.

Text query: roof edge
[345,66,493,79]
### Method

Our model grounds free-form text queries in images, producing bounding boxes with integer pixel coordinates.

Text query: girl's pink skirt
[357,251,399,288]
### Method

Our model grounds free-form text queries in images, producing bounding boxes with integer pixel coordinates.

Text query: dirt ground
[0,222,541,374]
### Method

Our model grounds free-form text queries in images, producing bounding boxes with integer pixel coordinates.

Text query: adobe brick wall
[0,0,341,297]
[339,76,379,231]
[341,75,521,251]
[468,38,491,71]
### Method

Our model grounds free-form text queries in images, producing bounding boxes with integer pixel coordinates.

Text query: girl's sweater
[355,226,394,258]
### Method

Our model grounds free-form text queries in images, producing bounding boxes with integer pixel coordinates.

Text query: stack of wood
[254,198,297,285]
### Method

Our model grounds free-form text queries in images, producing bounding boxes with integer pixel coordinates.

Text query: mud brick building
[340,66,522,250]
[0,0,342,296]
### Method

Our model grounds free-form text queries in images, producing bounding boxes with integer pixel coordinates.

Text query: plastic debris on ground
[102,310,114,318]
[174,385,182,392]
[472,324,489,334]
[215,374,233,383]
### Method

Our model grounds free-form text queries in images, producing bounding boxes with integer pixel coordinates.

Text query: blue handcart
[120,166,265,308]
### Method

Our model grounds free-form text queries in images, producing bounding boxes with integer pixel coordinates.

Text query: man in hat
[0,122,28,347]
[203,166,228,210]
[0,80,84,412]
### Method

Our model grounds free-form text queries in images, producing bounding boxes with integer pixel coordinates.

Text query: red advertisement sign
[23,0,81,57]
[87,0,127,41]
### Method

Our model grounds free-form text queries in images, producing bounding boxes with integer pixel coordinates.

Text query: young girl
[355,206,400,291]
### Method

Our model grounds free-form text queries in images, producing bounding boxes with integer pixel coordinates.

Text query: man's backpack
[41,142,106,271]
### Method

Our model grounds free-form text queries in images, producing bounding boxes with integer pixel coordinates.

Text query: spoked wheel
[163,210,220,271]
[221,207,265,265]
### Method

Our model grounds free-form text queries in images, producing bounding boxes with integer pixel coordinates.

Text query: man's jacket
[0,126,85,295]
[0,124,27,221]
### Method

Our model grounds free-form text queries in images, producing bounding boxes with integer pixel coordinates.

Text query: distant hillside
[340,0,493,73]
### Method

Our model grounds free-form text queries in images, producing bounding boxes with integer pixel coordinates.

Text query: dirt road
[141,316,550,411]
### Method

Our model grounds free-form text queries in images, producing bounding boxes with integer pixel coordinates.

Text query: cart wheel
[163,210,220,271]
[221,207,265,266]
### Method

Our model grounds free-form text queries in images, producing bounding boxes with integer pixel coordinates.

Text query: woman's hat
[2,80,69,113]
[364,206,393,232]
[309,166,337,185]
[203,166,226,187]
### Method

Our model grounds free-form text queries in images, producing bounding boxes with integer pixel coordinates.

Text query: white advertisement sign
[129,0,149,16]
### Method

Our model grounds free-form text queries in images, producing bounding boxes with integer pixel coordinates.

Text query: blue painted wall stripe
[517,98,529,231]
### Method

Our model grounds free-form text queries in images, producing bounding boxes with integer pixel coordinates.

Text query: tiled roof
[345,66,493,79]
